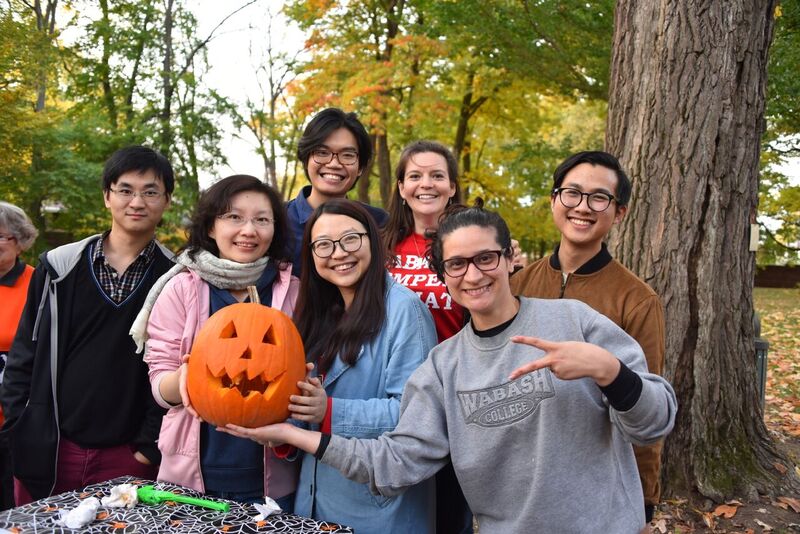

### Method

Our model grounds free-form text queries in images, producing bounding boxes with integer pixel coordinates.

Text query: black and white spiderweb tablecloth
[0,476,353,533]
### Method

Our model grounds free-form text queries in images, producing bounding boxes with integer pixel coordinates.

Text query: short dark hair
[427,198,513,283]
[552,151,631,207]
[382,140,462,263]
[295,198,387,374]
[296,108,372,184]
[184,175,290,265]
[102,145,175,195]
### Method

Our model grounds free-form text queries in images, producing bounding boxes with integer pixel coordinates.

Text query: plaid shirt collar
[91,231,157,303]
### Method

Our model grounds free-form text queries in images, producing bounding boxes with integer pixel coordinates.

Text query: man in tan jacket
[510,150,665,529]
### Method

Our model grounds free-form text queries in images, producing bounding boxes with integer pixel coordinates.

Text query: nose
[420,175,434,187]
[128,192,146,208]
[463,261,483,282]
[239,219,258,234]
[330,241,349,258]
[326,154,345,168]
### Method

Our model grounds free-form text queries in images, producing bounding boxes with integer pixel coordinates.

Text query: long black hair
[294,199,387,374]
[184,174,290,265]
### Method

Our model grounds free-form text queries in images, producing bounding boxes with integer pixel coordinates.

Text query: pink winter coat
[144,266,300,498]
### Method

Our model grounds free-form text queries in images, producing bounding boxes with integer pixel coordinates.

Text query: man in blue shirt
[286,108,388,276]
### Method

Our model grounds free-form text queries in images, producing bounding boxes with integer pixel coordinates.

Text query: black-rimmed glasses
[442,249,509,278]
[553,187,616,212]
[311,149,359,166]
[310,232,368,258]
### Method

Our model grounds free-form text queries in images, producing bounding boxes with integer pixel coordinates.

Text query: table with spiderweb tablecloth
[0,476,353,533]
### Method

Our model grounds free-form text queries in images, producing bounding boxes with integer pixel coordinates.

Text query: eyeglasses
[441,249,509,278]
[311,148,359,166]
[217,213,275,228]
[552,187,616,212]
[109,187,166,203]
[0,234,17,243]
[310,232,368,258]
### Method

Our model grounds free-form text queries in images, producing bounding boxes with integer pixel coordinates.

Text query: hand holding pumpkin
[220,422,322,454]
[177,355,200,419]
[288,376,327,423]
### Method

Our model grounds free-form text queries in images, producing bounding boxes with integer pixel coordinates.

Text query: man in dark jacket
[0,146,175,504]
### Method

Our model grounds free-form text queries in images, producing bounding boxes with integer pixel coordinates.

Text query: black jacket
[0,235,173,500]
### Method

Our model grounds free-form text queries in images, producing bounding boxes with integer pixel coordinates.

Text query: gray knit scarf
[130,249,269,354]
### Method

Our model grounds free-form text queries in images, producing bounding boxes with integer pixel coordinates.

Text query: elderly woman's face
[0,226,22,275]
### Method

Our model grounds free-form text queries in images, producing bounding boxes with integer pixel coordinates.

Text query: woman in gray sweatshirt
[221,201,677,533]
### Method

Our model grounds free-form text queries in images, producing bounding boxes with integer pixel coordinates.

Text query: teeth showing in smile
[464,285,491,296]
[569,218,593,227]
[321,173,346,181]
[235,242,257,248]
[333,263,356,272]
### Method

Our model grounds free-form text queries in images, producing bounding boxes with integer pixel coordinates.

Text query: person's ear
[614,204,628,224]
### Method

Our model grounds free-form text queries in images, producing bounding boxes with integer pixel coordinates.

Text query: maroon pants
[14,438,158,506]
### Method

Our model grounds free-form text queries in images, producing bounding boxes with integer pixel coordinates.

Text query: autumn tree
[606,0,799,500]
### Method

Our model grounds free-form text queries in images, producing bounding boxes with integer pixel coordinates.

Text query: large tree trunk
[606,1,797,501]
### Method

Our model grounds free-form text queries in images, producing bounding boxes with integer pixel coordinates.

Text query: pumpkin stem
[247,286,260,304]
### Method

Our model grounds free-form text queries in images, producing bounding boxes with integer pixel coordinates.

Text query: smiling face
[104,170,170,238]
[551,162,627,255]
[306,128,361,207]
[441,225,516,329]
[398,151,456,232]
[209,190,274,263]
[310,213,371,309]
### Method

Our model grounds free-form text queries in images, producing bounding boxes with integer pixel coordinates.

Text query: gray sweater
[321,297,677,533]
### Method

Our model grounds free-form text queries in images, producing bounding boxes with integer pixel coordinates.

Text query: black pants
[0,431,14,510]
[436,462,473,534]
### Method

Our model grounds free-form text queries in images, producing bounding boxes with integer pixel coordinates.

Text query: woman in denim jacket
[287,199,437,533]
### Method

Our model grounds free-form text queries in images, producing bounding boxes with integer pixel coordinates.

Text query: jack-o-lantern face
[186,303,306,428]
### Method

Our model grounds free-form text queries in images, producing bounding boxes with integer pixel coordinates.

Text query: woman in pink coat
[137,175,299,509]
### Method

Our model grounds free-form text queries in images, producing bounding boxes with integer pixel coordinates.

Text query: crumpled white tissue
[55,496,100,529]
[101,483,139,508]
[253,496,282,521]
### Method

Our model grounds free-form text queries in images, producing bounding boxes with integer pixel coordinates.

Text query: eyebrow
[563,182,614,195]
[116,181,162,190]
[312,227,365,239]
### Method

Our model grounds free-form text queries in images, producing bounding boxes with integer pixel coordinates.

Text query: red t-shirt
[389,233,464,342]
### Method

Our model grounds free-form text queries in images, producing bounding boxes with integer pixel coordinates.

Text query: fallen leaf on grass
[652,518,667,533]
[755,518,774,531]
[773,462,788,474]
[700,511,716,529]
[713,504,738,518]
[778,496,800,513]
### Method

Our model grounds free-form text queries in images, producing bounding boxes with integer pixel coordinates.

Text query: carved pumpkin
[187,302,306,428]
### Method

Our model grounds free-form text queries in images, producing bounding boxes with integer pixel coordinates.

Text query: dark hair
[0,201,38,251]
[427,198,513,283]
[382,140,463,264]
[552,151,631,207]
[295,199,387,374]
[184,175,289,265]
[296,108,372,184]
[102,145,175,194]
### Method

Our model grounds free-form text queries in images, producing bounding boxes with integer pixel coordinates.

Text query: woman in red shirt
[381,141,471,533]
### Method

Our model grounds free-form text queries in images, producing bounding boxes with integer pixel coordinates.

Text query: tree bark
[606,0,797,500]
[159,0,175,157]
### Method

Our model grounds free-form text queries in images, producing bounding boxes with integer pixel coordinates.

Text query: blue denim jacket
[293,274,437,533]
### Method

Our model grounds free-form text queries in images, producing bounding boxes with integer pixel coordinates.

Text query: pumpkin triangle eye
[263,325,276,345]
[220,321,238,338]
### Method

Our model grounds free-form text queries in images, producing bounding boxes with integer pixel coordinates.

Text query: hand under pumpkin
[220,422,322,455]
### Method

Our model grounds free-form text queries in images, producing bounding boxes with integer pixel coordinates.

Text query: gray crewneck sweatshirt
[321,297,677,533]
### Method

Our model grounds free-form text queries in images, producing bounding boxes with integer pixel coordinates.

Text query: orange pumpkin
[187,302,306,428]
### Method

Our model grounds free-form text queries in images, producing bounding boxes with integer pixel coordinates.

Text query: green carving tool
[137,485,230,512]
